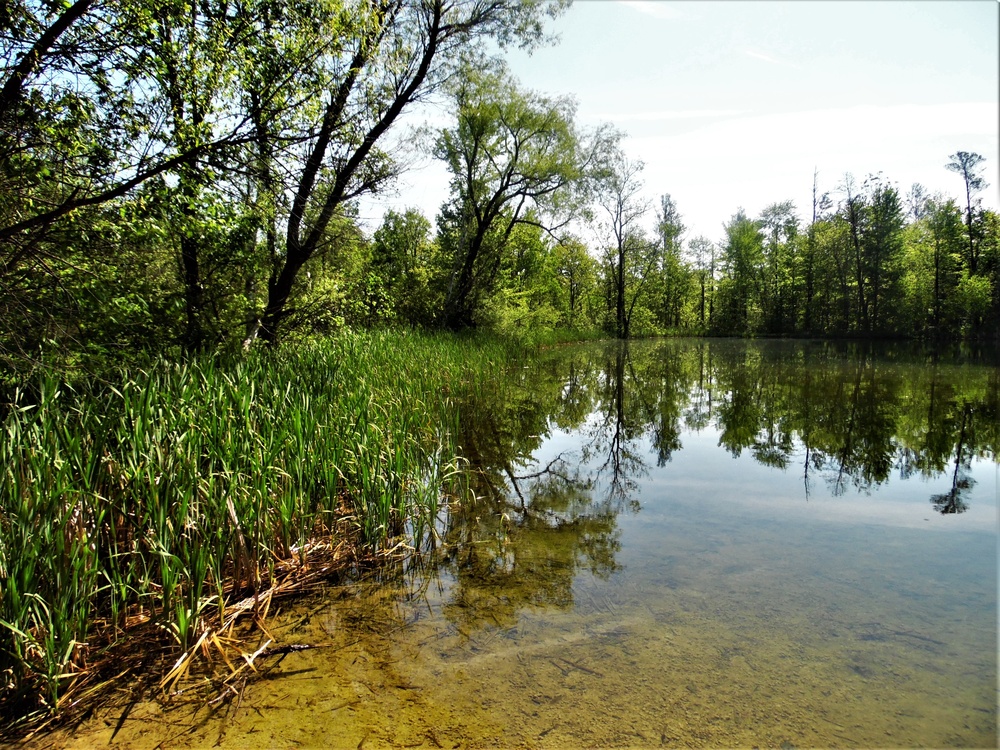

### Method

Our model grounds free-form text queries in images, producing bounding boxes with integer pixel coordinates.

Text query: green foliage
[4,2,994,363]
[0,329,529,718]
[900,197,965,336]
[367,208,446,326]
[251,0,571,341]
[1,0,571,356]
[651,193,692,330]
[552,236,600,329]
[699,165,997,342]
[435,61,593,329]
[592,145,654,339]
[956,273,992,332]
[714,209,764,334]
[857,175,906,333]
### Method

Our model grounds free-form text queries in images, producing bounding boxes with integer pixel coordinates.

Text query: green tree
[0,2,254,300]
[593,146,653,339]
[840,173,870,331]
[758,200,798,334]
[368,207,442,325]
[144,0,256,352]
[254,0,568,343]
[810,216,855,334]
[839,173,905,334]
[435,63,589,329]
[861,175,905,333]
[945,151,987,275]
[979,209,1000,336]
[476,219,564,336]
[0,3,179,367]
[715,209,764,334]
[0,2,239,253]
[655,193,688,329]
[801,170,833,333]
[687,236,715,329]
[923,197,964,334]
[553,236,598,329]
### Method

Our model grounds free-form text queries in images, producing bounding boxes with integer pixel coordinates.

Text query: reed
[0,329,523,723]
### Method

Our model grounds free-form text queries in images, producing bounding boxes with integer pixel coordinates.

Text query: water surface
[63,339,999,748]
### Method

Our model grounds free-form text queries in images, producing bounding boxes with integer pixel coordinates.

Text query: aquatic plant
[0,329,522,725]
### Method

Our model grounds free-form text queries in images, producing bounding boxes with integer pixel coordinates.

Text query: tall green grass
[0,329,524,721]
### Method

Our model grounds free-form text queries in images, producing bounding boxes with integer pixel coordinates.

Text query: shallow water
[56,339,998,748]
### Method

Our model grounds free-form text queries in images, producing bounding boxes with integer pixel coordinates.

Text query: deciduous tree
[655,193,687,329]
[945,151,987,274]
[435,62,591,329]
[254,0,569,342]
[593,146,650,339]
[687,236,715,328]
[717,209,763,334]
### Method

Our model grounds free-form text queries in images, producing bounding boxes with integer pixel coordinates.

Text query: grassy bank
[0,329,525,729]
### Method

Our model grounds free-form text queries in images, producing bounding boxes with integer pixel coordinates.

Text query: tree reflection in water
[427,338,996,633]
[931,402,976,514]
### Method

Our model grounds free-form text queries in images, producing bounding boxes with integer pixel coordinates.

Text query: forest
[2,0,997,387]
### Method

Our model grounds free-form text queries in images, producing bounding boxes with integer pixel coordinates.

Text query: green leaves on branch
[435,61,608,330]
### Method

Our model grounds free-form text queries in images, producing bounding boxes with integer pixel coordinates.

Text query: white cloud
[744,50,780,65]
[616,0,683,21]
[589,109,748,123]
[743,49,800,69]
[626,102,999,240]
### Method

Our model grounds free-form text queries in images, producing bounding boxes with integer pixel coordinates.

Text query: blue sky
[373,0,999,246]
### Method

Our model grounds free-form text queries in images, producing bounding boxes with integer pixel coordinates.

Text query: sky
[366,0,999,246]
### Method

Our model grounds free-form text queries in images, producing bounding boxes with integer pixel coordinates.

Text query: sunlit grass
[0,329,523,722]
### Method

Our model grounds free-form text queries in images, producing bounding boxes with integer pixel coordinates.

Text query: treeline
[707,163,998,340]
[360,155,1000,344]
[2,2,997,384]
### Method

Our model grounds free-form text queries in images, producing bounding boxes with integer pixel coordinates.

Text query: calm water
[65,339,998,748]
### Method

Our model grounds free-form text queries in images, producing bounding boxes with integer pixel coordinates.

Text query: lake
[58,338,998,748]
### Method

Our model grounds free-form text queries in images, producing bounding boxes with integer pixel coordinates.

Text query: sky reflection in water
[65,338,997,748]
[469,338,999,746]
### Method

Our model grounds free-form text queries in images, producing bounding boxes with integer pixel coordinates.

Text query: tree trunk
[616,246,627,339]
[180,233,204,353]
